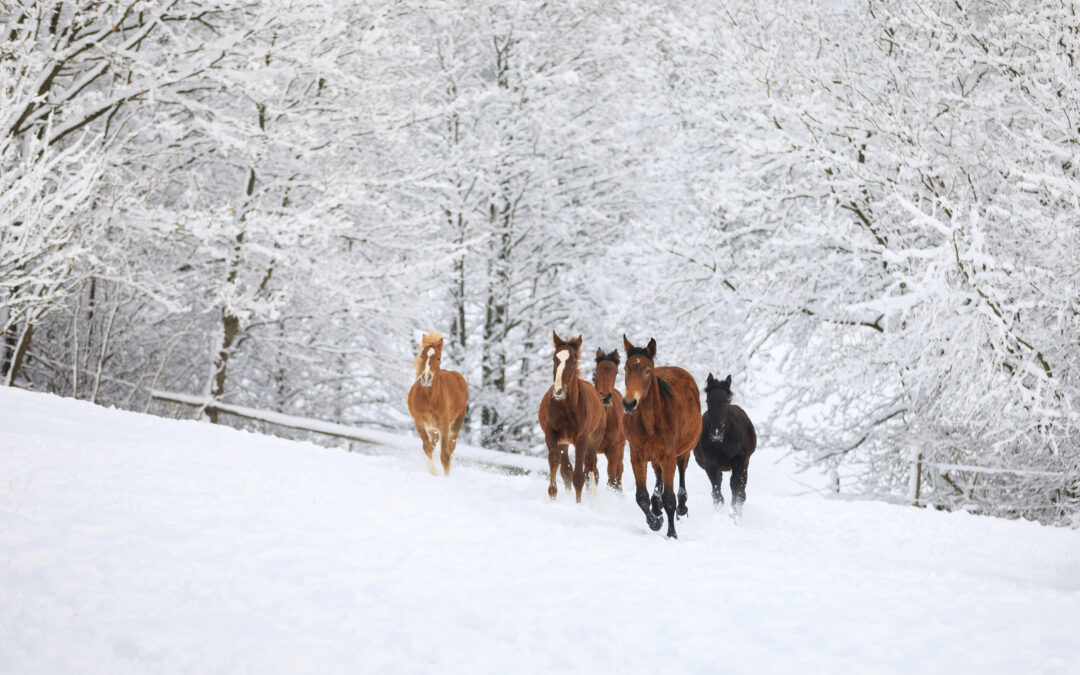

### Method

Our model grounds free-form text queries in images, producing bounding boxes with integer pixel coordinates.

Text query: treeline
[2,1,1077,524]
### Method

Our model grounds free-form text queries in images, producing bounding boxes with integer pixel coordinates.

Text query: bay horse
[622,335,701,538]
[407,332,468,475]
[693,374,757,519]
[537,332,606,503]
[591,348,626,491]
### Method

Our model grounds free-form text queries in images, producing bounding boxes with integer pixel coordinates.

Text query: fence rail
[149,390,545,476]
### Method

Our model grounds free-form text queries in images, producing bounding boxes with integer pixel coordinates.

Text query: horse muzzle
[552,387,567,401]
[623,399,638,414]
[710,427,726,443]
[601,394,613,407]
[418,374,433,387]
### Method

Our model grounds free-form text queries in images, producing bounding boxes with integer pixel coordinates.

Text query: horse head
[621,335,657,414]
[551,331,582,400]
[592,348,620,407]
[704,373,733,440]
[414,332,444,387]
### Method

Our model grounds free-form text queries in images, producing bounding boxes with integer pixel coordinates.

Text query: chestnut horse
[621,336,701,538]
[693,374,757,519]
[407,332,468,475]
[591,348,626,491]
[537,332,606,503]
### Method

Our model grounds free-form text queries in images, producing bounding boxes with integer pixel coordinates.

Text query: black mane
[595,349,620,366]
[625,346,653,361]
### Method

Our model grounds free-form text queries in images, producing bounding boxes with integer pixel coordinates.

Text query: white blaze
[423,348,433,379]
[554,350,570,391]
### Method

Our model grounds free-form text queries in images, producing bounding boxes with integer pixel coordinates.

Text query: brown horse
[537,332,606,503]
[591,348,626,491]
[407,332,468,475]
[621,335,701,538]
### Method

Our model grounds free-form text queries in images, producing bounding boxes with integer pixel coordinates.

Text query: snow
[1,387,1078,673]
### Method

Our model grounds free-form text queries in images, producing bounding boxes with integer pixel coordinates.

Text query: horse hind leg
[676,453,689,517]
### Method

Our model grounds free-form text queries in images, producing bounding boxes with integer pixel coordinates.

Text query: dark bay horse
[538,332,606,503]
[621,336,701,538]
[407,332,468,475]
[693,374,757,518]
[591,348,626,491]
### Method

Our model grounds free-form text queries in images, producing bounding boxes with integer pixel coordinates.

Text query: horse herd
[407,330,757,538]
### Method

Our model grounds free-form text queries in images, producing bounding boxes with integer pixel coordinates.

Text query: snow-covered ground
[1,387,1077,674]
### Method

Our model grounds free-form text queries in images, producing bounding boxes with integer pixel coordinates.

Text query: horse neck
[639,373,665,426]
[562,371,583,405]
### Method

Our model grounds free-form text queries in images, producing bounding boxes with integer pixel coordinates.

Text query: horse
[591,348,626,491]
[693,373,757,519]
[621,336,702,538]
[537,332,606,503]
[407,332,468,475]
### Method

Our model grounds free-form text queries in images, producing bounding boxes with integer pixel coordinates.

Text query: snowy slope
[1,388,1077,674]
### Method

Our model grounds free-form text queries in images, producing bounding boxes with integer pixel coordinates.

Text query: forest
[3,0,1078,525]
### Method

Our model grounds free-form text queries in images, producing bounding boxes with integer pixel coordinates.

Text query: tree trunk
[4,323,33,386]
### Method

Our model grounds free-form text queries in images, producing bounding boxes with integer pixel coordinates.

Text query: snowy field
[1,387,1077,674]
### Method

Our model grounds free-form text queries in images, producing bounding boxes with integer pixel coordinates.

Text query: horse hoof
[677,505,688,517]
[667,530,678,539]
[648,515,663,532]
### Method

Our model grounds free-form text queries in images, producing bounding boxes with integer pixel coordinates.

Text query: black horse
[693,374,757,519]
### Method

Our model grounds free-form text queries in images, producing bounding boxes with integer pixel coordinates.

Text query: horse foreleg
[584,447,599,493]
[710,467,725,508]
[414,421,438,475]
[676,453,689,517]
[572,435,589,503]
[559,444,573,492]
[605,444,624,492]
[438,424,453,476]
[545,434,561,500]
[731,462,749,521]
[631,452,662,532]
[660,457,679,538]
[650,462,663,517]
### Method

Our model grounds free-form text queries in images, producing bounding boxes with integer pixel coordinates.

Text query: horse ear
[707,373,716,384]
[608,350,620,364]
[552,330,562,347]
[622,334,633,352]
[596,347,605,360]
[571,335,582,349]
[723,374,732,388]
[646,338,656,358]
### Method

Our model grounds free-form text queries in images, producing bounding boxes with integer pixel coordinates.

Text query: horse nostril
[623,399,637,412]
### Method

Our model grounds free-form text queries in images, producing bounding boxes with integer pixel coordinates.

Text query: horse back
[729,404,756,455]
[653,366,702,454]
[442,369,468,419]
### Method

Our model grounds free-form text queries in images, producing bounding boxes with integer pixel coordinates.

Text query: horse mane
[705,378,733,403]
[625,346,653,360]
[413,331,443,370]
[595,349,620,366]
[657,375,674,399]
